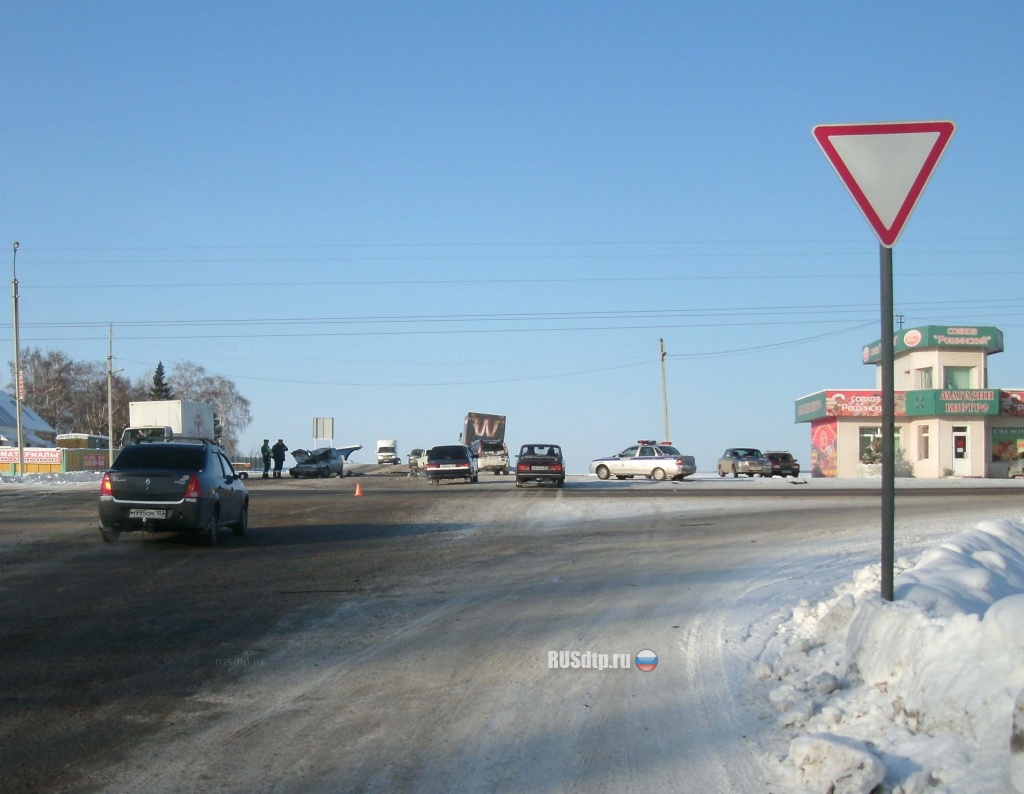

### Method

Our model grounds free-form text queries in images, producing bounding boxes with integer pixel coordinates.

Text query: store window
[859,427,903,463]
[943,366,973,389]
[916,367,934,389]
[918,425,930,460]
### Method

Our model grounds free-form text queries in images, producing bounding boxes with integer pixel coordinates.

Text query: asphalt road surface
[1,472,1019,792]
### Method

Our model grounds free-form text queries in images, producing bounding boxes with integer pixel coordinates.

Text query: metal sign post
[814,121,954,601]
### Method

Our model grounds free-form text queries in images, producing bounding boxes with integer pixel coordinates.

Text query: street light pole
[11,241,25,475]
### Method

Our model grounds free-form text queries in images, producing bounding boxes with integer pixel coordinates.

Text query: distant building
[795,325,1024,478]
[0,390,57,447]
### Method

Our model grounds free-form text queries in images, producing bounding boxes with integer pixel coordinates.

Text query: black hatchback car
[98,441,249,545]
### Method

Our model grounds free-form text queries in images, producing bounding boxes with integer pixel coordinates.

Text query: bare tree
[8,349,247,448]
[167,361,252,456]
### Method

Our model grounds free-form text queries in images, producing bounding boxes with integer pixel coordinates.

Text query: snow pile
[756,517,1024,793]
[0,471,102,487]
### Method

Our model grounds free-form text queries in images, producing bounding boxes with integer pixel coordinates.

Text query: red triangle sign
[813,121,955,247]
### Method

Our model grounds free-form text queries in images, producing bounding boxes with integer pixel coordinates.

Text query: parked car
[717,448,773,478]
[764,450,801,477]
[98,440,248,545]
[1008,457,1024,479]
[424,444,479,484]
[289,447,346,478]
[515,444,566,488]
[469,438,511,475]
[589,441,697,482]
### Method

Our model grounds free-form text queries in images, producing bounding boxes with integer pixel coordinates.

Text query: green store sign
[906,389,1000,416]
[863,326,1003,365]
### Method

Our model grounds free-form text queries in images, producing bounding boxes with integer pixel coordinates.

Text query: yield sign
[813,121,955,247]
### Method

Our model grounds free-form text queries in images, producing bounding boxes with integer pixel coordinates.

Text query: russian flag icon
[635,649,658,672]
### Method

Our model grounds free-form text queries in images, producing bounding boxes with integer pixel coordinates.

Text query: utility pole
[659,338,670,442]
[107,325,115,467]
[11,242,24,476]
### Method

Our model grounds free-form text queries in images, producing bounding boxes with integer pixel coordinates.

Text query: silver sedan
[589,441,697,482]
[716,448,772,478]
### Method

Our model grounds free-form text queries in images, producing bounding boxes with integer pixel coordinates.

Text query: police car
[589,440,697,482]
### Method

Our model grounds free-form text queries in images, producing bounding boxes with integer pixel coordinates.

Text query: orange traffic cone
[354,483,363,497]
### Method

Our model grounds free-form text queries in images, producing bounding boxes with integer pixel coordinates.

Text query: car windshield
[767,452,791,460]
[736,448,762,457]
[114,444,206,470]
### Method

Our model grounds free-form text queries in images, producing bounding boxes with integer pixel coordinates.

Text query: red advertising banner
[0,447,62,464]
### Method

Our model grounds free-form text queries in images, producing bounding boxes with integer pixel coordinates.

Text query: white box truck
[120,400,216,446]
[376,439,401,465]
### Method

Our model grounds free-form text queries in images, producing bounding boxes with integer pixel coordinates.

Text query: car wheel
[232,503,248,536]
[516,479,523,488]
[718,468,725,478]
[471,474,479,483]
[205,511,219,547]
[732,466,739,478]
[100,526,121,543]
[557,480,565,488]
[595,465,610,480]
[652,468,667,481]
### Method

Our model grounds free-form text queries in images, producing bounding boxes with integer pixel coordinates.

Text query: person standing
[271,438,288,478]
[260,439,272,479]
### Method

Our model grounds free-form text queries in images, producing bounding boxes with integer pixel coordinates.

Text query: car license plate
[440,464,461,469]
[531,465,549,471]
[129,509,166,520]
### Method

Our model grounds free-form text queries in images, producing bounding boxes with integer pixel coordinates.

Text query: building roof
[0,390,57,446]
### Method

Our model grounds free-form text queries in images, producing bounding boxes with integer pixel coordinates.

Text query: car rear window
[114,445,206,470]
[657,446,681,456]
[429,446,469,460]
[479,441,505,453]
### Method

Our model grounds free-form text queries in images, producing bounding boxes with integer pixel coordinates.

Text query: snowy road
[2,475,1018,792]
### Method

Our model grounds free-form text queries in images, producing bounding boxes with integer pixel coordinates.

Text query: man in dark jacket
[260,439,272,478]
[271,439,288,478]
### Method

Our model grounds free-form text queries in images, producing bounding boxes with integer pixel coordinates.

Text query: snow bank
[754,517,1024,793]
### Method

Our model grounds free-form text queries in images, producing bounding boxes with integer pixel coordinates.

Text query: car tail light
[184,474,202,499]
[426,463,439,469]
[100,472,112,496]
[549,464,563,472]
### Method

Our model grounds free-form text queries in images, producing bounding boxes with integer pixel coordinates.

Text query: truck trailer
[120,400,216,446]
[460,413,506,447]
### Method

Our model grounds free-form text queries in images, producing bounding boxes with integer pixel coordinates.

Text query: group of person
[260,438,288,478]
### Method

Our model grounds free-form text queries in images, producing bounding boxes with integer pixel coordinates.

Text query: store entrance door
[952,426,969,476]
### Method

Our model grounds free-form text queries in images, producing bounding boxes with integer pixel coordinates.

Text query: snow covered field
[5,470,1024,792]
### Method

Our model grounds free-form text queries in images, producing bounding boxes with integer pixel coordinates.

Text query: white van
[376,439,401,465]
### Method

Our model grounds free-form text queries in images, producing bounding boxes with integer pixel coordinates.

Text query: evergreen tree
[149,361,174,400]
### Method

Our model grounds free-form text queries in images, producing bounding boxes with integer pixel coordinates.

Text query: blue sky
[3,2,1023,473]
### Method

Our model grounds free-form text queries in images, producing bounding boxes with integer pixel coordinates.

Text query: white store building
[795,325,1024,478]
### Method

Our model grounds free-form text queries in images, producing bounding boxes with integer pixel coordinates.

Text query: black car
[98,441,249,545]
[424,444,478,484]
[515,444,566,488]
[764,450,801,477]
